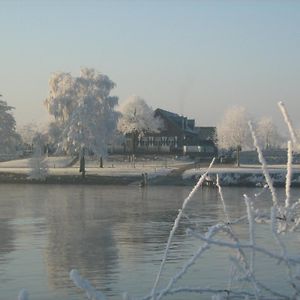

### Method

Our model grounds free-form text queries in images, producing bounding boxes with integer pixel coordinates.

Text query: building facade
[109,108,217,158]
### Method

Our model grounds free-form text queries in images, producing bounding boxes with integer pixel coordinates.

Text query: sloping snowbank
[183,167,300,186]
[0,157,74,168]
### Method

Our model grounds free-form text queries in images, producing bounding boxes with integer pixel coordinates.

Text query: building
[136,108,217,158]
[108,108,217,158]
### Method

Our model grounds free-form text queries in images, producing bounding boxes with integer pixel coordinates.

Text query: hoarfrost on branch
[44,68,119,156]
[117,95,162,137]
[217,106,252,151]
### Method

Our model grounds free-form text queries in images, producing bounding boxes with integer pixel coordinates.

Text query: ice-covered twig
[290,215,300,232]
[144,286,254,300]
[278,101,298,146]
[216,177,263,297]
[150,158,215,299]
[155,223,224,300]
[230,253,290,299]
[217,176,251,292]
[244,194,255,274]
[244,195,255,246]
[70,269,107,300]
[216,175,231,224]
[285,141,293,209]
[277,140,294,233]
[190,231,300,265]
[18,289,29,300]
[254,184,268,198]
[223,228,261,298]
[248,121,278,206]
[271,208,300,296]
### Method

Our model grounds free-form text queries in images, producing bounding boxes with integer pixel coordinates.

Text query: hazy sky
[1,0,300,130]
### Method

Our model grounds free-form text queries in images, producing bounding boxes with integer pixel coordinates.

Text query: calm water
[0,184,299,300]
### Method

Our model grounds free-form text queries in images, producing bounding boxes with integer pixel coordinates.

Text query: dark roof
[155,108,196,134]
[194,127,216,140]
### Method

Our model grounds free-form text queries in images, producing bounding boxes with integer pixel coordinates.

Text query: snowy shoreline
[1,157,300,186]
[183,166,300,187]
[0,156,179,185]
[1,166,300,186]
[0,171,143,185]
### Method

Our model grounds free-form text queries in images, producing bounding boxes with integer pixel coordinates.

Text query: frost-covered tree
[17,122,40,145]
[18,123,51,155]
[47,122,62,149]
[117,95,162,153]
[28,144,48,180]
[256,116,283,149]
[0,95,21,155]
[217,106,253,151]
[44,68,118,156]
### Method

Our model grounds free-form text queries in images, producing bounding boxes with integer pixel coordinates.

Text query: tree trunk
[236,145,241,167]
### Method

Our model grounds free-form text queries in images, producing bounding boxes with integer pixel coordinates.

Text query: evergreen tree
[0,95,21,154]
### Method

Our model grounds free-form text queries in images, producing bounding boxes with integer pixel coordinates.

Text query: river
[0,184,299,299]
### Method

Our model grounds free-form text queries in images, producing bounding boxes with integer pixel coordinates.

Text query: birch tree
[44,68,119,156]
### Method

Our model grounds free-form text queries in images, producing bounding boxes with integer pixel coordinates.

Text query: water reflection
[0,185,24,261]
[0,219,15,259]
[44,186,119,291]
[0,184,298,299]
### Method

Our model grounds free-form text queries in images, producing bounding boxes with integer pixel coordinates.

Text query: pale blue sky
[1,0,300,129]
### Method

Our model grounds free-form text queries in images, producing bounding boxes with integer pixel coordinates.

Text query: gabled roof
[155,108,196,135]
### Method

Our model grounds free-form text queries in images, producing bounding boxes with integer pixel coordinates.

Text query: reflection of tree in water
[0,186,19,260]
[0,219,15,257]
[44,186,118,291]
[43,185,255,293]
[44,185,193,291]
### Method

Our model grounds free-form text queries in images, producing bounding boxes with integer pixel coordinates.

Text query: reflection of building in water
[43,187,118,291]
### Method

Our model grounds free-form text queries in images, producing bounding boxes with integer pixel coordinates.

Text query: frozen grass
[0,155,185,179]
[0,156,74,168]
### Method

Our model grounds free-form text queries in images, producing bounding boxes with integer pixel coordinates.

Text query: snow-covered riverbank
[0,156,188,185]
[183,165,300,186]
[1,156,300,186]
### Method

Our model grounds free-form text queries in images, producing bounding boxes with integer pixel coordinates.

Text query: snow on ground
[0,156,181,178]
[0,156,74,168]
[2,156,300,185]
[183,165,300,179]
[183,165,300,185]
[76,155,193,169]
